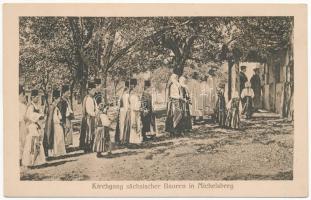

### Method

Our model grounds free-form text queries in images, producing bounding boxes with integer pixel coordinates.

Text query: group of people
[19,77,158,167]
[19,65,261,167]
[79,78,157,157]
[214,65,262,129]
[19,84,74,167]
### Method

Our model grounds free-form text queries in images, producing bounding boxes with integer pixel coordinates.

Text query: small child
[93,102,112,158]
[241,81,254,119]
[215,84,226,127]
[225,92,242,129]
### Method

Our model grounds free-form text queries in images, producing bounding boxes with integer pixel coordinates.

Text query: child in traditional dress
[225,92,242,129]
[215,83,226,127]
[241,81,255,119]
[93,96,112,158]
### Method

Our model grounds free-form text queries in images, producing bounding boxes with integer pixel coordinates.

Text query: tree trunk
[228,60,234,100]
[70,79,75,109]
[102,72,108,103]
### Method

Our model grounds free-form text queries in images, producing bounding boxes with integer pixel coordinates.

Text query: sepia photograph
[3,3,308,197]
[18,15,295,181]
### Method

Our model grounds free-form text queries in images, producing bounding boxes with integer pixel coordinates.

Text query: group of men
[19,84,73,167]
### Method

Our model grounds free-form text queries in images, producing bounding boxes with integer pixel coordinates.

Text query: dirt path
[20,112,293,181]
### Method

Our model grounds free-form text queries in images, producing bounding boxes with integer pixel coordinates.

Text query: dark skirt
[93,127,111,153]
[225,108,240,129]
[242,96,253,118]
[181,101,192,131]
[79,116,96,152]
[165,98,183,135]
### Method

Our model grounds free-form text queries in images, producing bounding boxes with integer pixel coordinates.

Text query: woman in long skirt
[165,74,184,136]
[128,79,143,144]
[179,76,192,132]
[52,90,66,156]
[225,92,242,129]
[241,82,255,119]
[22,90,46,167]
[215,84,226,127]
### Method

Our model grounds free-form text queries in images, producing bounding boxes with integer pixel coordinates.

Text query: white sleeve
[241,89,245,99]
[85,97,96,117]
[53,108,62,123]
[25,105,42,123]
[251,90,255,98]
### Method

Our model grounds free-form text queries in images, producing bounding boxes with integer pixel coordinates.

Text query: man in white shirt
[79,81,98,153]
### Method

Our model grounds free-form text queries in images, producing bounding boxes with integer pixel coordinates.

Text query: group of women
[19,84,74,167]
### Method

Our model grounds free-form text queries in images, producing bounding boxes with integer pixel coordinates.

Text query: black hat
[218,82,225,88]
[125,80,130,87]
[94,78,101,85]
[53,90,61,99]
[130,78,137,86]
[88,81,96,89]
[19,84,24,95]
[31,89,39,97]
[240,65,247,70]
[61,85,70,93]
[144,80,151,87]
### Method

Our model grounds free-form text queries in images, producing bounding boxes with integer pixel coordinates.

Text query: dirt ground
[20,111,293,181]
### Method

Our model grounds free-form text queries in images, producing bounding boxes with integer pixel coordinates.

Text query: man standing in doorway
[239,65,248,95]
[250,67,262,112]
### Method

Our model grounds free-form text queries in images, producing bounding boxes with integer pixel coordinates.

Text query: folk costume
[215,84,226,127]
[241,82,255,119]
[22,90,46,167]
[93,95,112,156]
[115,80,131,145]
[250,68,262,111]
[79,82,98,152]
[58,85,74,147]
[165,74,183,136]
[179,76,192,132]
[140,80,157,141]
[239,66,248,96]
[19,85,27,163]
[225,92,242,129]
[128,79,143,144]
